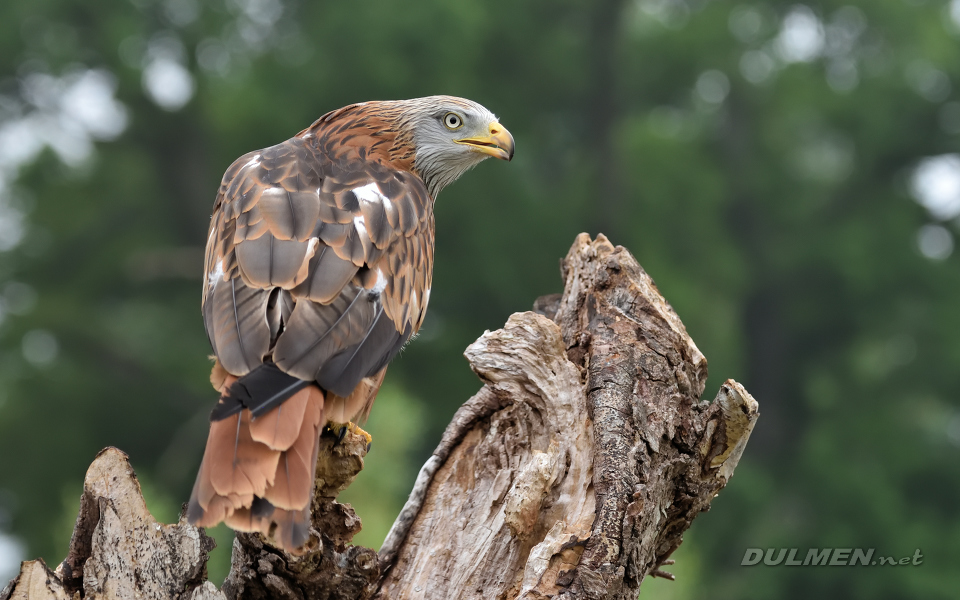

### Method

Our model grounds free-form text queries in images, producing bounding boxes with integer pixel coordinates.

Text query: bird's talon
[348,422,373,446]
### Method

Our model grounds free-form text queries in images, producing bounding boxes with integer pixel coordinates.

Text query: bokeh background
[1,0,959,597]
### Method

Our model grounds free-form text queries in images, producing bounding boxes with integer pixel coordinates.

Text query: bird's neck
[299,102,418,179]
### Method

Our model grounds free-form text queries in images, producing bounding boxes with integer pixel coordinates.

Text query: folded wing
[202,135,435,392]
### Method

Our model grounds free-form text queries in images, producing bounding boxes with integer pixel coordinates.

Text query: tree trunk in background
[1,234,758,600]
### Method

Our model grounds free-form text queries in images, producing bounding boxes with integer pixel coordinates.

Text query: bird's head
[388,96,514,197]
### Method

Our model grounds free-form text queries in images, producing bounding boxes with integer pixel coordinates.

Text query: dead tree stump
[1,234,758,600]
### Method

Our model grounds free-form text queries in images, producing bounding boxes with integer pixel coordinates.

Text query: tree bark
[1,234,758,600]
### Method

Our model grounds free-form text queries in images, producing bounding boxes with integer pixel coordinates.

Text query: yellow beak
[456,122,515,161]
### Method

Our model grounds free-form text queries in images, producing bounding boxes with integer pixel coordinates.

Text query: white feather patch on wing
[305,237,320,258]
[353,182,393,209]
[243,154,262,169]
[353,215,367,238]
[416,287,431,328]
[208,259,224,288]
[372,268,388,295]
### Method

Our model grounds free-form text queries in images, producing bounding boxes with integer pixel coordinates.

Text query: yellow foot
[349,422,373,446]
[328,422,373,449]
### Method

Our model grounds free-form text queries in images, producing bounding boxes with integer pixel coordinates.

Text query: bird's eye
[443,112,463,130]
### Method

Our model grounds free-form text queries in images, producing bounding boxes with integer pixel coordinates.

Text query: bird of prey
[187,96,514,551]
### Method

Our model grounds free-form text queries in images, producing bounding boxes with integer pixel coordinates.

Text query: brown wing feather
[272,285,376,386]
[234,234,316,288]
[257,188,320,241]
[291,245,358,304]
[204,277,272,375]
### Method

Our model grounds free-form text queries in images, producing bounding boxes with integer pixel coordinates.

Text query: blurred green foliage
[0,0,959,597]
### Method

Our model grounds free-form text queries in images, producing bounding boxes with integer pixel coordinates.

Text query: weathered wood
[377,311,596,599]
[374,234,758,599]
[1,560,70,600]
[2,234,758,600]
[1,447,218,600]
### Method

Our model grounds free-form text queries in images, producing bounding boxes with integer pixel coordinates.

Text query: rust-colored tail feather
[207,410,281,498]
[268,506,312,550]
[263,387,324,510]
[223,500,311,550]
[248,386,311,450]
[188,379,325,552]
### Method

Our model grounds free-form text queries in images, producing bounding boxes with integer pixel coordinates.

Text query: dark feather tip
[291,522,311,549]
[186,499,204,524]
[209,394,244,422]
[251,496,275,519]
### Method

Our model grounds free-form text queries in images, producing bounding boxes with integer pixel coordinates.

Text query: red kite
[187,96,513,550]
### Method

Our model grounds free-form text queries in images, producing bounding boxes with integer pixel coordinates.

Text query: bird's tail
[187,361,325,552]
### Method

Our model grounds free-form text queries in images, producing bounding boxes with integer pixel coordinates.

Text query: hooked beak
[455,122,515,161]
